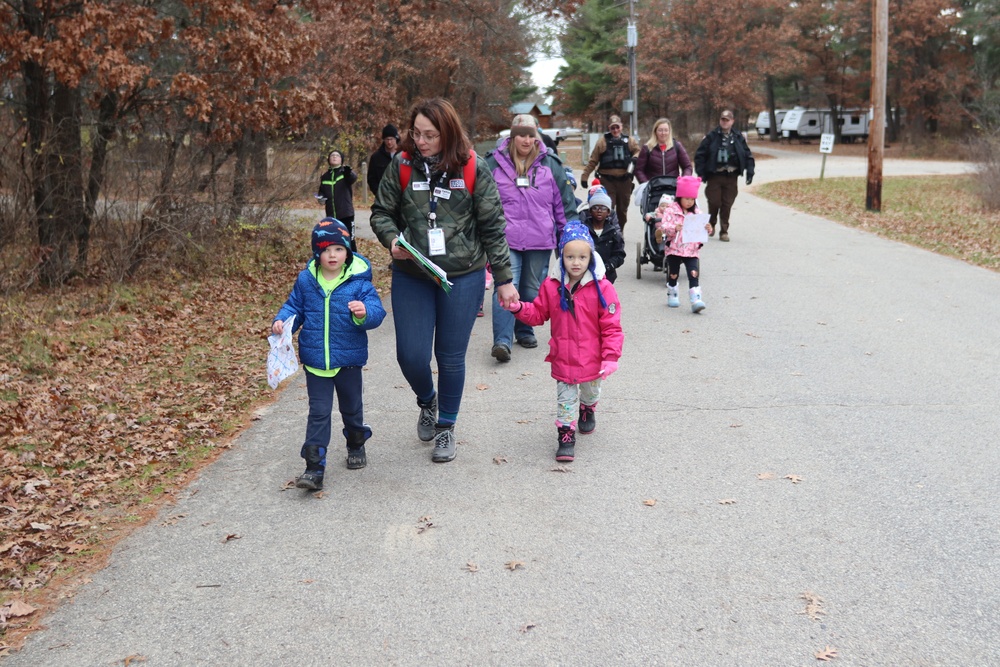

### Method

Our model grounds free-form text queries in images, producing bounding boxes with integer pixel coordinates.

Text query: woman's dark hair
[400,98,472,175]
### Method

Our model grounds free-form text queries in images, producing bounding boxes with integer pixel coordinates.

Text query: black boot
[556,426,576,462]
[346,430,368,470]
[579,403,597,434]
[296,444,326,490]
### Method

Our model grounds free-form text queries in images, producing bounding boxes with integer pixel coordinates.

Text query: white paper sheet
[682,213,711,245]
[266,314,298,389]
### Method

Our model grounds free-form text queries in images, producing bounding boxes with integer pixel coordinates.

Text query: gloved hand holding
[343,165,352,174]
[599,360,618,378]
[746,174,753,185]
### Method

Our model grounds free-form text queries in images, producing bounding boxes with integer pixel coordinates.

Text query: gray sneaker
[417,395,437,442]
[431,424,456,463]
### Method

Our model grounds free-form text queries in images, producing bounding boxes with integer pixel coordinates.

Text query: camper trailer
[779,107,834,141]
[836,109,870,143]
[755,109,789,138]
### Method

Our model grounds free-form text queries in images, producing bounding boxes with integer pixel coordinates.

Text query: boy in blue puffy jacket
[272,218,387,490]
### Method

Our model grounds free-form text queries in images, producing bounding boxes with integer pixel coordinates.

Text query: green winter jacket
[370,152,513,284]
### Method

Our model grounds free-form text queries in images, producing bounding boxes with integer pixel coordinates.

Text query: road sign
[820,133,835,154]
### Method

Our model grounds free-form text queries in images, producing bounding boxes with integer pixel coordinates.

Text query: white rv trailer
[780,107,874,143]
[755,109,790,138]
[779,107,834,141]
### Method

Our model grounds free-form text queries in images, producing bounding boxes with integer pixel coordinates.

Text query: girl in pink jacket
[505,222,624,462]
[657,175,711,313]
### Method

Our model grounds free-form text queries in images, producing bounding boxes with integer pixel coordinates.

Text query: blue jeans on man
[492,248,551,351]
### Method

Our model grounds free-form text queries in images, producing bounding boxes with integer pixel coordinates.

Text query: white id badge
[412,181,430,191]
[427,227,446,256]
[433,187,452,199]
[516,176,529,188]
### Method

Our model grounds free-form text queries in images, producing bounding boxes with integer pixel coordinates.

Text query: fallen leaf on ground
[718,498,737,505]
[417,516,434,533]
[313,491,326,499]
[550,466,573,473]
[785,474,804,484]
[4,600,36,617]
[730,423,743,428]
[280,480,296,490]
[518,622,536,633]
[493,457,508,464]
[817,321,827,326]
[222,533,241,543]
[161,514,186,526]
[757,472,776,480]
[643,499,657,506]
[124,655,147,666]
[505,560,525,570]
[814,645,838,661]
[476,383,489,391]
[799,591,826,621]
[465,562,479,573]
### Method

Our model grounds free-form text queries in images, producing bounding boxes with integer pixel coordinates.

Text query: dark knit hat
[557,221,607,312]
[312,217,353,266]
[382,124,400,140]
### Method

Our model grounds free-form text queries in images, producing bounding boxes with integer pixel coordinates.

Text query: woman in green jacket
[370,98,518,463]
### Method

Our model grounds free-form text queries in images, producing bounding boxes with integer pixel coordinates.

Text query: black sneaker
[491,344,511,362]
[432,423,457,463]
[296,469,324,490]
[556,426,576,462]
[346,446,367,470]
[516,335,538,349]
[579,403,597,434]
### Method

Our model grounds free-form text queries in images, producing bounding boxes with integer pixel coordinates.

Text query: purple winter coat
[635,140,693,183]
[487,138,577,251]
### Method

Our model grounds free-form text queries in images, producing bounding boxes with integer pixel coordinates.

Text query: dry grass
[755,175,1000,271]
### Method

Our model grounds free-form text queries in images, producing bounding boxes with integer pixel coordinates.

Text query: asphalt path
[6,148,999,666]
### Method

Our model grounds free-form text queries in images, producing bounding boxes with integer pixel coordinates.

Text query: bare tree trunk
[231,136,249,222]
[82,91,119,269]
[767,75,779,142]
[251,130,268,185]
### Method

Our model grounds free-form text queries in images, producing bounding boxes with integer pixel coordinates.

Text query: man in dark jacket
[694,109,755,242]
[366,124,400,196]
[581,114,641,233]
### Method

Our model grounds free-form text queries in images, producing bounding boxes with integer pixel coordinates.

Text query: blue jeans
[391,267,485,423]
[492,249,551,347]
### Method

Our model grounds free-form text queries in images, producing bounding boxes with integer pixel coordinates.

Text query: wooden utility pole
[866,0,888,211]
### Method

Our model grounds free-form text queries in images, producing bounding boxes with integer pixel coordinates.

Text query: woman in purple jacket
[635,118,693,184]
[485,114,580,362]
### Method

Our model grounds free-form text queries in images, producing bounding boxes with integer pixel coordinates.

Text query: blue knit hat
[312,217,353,266]
[557,221,607,312]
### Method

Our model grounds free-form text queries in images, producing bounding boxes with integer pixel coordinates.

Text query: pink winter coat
[656,201,704,259]
[513,264,624,384]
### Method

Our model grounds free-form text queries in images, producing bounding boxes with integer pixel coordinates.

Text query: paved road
[6,152,998,666]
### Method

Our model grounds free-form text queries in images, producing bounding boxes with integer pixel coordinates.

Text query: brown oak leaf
[757,472,776,480]
[785,474,804,484]
[643,499,657,506]
[814,645,838,661]
[465,562,479,573]
[505,560,525,570]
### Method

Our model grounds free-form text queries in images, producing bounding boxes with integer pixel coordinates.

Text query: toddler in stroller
[634,175,676,278]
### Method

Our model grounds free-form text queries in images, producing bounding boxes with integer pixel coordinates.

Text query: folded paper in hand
[267,314,298,389]
[397,233,453,293]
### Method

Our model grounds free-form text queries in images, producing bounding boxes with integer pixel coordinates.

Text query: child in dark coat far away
[505,221,624,462]
[272,218,386,490]
[580,190,626,284]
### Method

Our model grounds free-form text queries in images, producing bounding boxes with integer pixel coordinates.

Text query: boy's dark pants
[302,367,367,468]
[704,172,739,233]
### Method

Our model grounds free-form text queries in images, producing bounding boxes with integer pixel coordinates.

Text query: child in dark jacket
[580,190,626,284]
[272,218,387,490]
[316,151,358,251]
